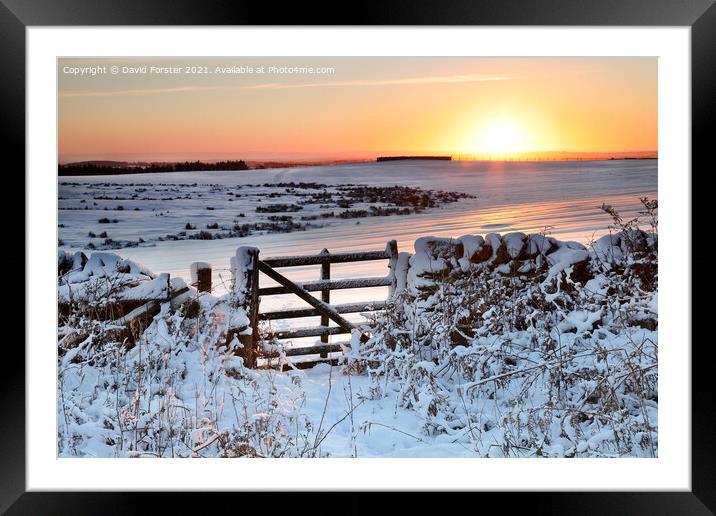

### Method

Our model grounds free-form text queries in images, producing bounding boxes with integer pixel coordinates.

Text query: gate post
[190,262,212,293]
[232,246,260,368]
[319,248,330,357]
[386,240,399,298]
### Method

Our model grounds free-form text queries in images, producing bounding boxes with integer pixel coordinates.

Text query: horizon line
[58,149,659,166]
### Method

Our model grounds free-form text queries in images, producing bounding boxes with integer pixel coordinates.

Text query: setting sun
[472,118,531,156]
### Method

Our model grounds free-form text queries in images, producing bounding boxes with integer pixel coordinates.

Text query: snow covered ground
[58,228,658,458]
[59,159,656,325]
[57,159,658,458]
[59,159,656,281]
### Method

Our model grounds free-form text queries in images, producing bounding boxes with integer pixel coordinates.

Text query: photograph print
[57,57,658,458]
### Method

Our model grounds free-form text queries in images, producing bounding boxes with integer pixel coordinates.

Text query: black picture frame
[5,0,712,513]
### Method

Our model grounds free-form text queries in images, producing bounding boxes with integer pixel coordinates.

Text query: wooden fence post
[248,250,260,368]
[386,240,399,298]
[319,248,330,358]
[158,272,171,301]
[191,262,212,293]
[233,247,260,368]
[394,252,410,298]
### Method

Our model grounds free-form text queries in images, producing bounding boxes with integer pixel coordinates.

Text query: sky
[58,57,657,163]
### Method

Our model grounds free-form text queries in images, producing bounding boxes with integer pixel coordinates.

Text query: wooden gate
[232,240,399,368]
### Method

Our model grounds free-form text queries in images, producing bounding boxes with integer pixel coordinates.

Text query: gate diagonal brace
[257,260,369,343]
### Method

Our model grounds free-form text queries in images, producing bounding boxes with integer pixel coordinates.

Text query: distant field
[58,159,657,303]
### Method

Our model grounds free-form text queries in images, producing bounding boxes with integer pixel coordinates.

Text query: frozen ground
[57,160,658,458]
[58,229,658,458]
[59,159,656,319]
[59,159,656,267]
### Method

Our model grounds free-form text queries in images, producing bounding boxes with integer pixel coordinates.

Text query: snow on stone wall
[396,232,633,298]
[57,251,187,305]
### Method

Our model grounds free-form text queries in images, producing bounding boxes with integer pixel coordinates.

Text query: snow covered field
[57,159,658,458]
[59,159,656,320]
[59,159,656,280]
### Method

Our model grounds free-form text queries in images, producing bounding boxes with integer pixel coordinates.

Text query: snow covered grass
[360,279,657,458]
[58,179,471,251]
[360,199,658,457]
[57,160,656,302]
[57,198,658,458]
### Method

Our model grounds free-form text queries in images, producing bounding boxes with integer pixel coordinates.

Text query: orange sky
[58,57,657,163]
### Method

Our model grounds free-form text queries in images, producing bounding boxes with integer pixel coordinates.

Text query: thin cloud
[60,74,513,98]
[59,86,230,98]
[244,74,513,90]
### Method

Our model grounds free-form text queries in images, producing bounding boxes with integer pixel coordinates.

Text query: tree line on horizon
[58,160,250,176]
